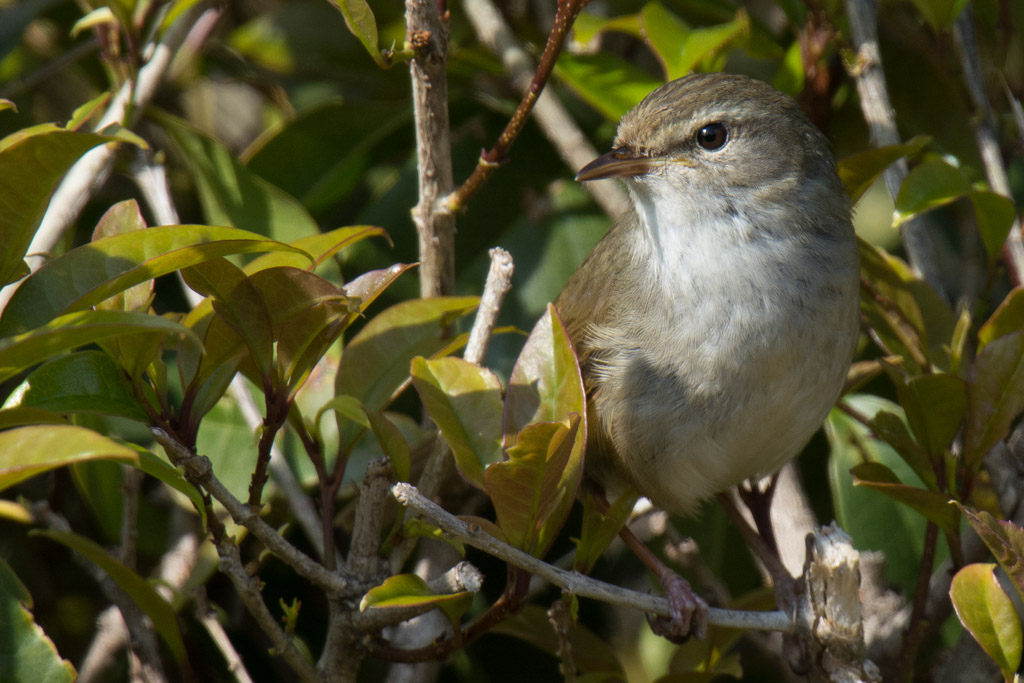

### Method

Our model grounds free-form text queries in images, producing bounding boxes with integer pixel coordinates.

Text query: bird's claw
[647,573,708,642]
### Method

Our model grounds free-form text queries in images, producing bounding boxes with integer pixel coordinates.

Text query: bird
[554,72,860,638]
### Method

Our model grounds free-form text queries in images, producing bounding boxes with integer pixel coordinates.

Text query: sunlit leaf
[335,297,478,449]
[327,0,385,68]
[242,225,388,274]
[954,503,1024,606]
[894,159,970,225]
[837,136,930,203]
[410,356,503,490]
[0,557,75,683]
[359,573,473,626]
[486,415,582,556]
[0,310,194,384]
[0,425,137,491]
[0,225,308,336]
[949,563,1021,681]
[31,529,186,662]
[10,351,148,421]
[92,200,154,314]
[0,125,141,288]
[851,461,959,535]
[554,52,662,122]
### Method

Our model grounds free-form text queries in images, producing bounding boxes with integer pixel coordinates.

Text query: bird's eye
[696,123,728,150]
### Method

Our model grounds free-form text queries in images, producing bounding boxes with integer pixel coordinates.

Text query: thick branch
[406,0,456,298]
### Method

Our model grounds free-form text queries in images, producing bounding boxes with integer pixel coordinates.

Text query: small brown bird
[555,73,860,637]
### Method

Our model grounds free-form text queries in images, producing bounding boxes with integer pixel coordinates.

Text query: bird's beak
[575,147,694,181]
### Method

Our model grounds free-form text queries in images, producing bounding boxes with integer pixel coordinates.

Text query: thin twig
[461,0,628,217]
[843,0,946,299]
[194,587,255,683]
[151,427,353,596]
[464,247,514,365]
[392,482,793,632]
[446,0,594,213]
[215,539,318,682]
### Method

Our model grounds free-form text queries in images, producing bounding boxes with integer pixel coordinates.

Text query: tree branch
[843,0,946,299]
[406,0,456,298]
[392,482,792,632]
[461,0,628,217]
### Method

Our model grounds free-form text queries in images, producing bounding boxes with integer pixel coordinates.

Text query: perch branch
[392,482,792,632]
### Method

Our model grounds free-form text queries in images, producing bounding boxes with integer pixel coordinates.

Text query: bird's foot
[647,572,708,642]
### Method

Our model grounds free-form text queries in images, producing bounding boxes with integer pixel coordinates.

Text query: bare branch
[151,427,352,596]
[843,0,946,299]
[392,482,793,632]
[194,587,255,683]
[406,0,456,298]
[216,539,318,682]
[464,247,514,365]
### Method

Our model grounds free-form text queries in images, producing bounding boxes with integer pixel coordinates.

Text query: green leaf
[837,136,931,203]
[0,557,75,683]
[955,504,1024,607]
[31,529,186,662]
[638,2,690,80]
[949,563,1021,681]
[327,0,385,68]
[965,331,1024,470]
[858,236,955,372]
[850,461,959,536]
[826,395,947,594]
[0,310,194,384]
[335,297,479,450]
[0,125,140,288]
[92,200,154,313]
[242,225,388,274]
[359,573,473,626]
[182,259,275,381]
[0,225,309,336]
[156,111,319,243]
[571,11,642,46]
[485,415,582,556]
[881,361,966,457]
[910,0,969,30]
[504,304,586,444]
[866,409,936,490]
[979,288,1024,350]
[410,356,503,490]
[894,159,971,225]
[0,424,137,491]
[9,350,148,421]
[344,264,416,313]
[554,52,662,122]
[574,489,639,575]
[363,408,411,483]
[970,191,1019,264]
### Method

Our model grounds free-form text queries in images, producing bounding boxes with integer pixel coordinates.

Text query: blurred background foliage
[0,0,1023,680]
